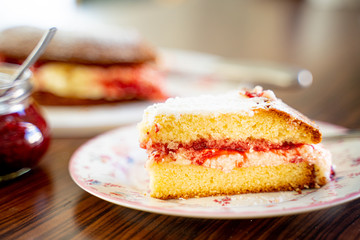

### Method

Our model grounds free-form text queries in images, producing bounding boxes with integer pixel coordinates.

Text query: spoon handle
[12,27,57,81]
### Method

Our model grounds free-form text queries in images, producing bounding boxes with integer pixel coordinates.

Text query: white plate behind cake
[42,48,308,137]
[69,122,360,219]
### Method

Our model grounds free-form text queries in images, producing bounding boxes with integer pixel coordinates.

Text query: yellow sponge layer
[139,110,321,146]
[147,162,315,199]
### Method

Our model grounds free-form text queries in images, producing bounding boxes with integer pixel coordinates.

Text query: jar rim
[0,63,32,90]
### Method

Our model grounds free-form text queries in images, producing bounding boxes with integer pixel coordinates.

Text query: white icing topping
[143,86,279,119]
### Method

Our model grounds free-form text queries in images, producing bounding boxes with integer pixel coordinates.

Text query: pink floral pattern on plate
[69,122,360,219]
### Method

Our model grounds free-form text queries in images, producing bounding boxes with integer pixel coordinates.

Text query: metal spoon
[0,27,57,97]
[11,27,57,82]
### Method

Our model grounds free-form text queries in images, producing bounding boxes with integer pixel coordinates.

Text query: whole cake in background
[0,26,167,105]
[138,86,332,200]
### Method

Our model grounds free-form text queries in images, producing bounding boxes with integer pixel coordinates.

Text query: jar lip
[0,63,32,90]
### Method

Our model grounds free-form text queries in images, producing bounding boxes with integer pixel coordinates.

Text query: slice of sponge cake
[138,86,332,199]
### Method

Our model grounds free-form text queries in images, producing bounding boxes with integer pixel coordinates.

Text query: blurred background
[1,0,359,129]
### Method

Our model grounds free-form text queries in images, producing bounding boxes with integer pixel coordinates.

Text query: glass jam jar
[0,64,50,181]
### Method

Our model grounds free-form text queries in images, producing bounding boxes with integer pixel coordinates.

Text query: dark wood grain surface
[1,1,360,239]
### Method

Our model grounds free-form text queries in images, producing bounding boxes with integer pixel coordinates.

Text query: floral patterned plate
[69,122,360,219]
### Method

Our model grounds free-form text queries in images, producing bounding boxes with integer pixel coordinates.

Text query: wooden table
[1,1,360,239]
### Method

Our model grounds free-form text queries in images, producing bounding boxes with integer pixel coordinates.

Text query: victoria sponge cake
[0,26,167,105]
[138,86,332,199]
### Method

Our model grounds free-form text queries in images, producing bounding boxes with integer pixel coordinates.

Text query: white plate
[69,122,360,219]
[43,48,305,137]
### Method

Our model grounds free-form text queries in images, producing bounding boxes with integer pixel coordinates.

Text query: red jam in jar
[0,64,50,180]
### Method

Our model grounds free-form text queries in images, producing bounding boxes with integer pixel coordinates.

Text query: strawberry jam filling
[192,149,242,166]
[99,65,166,101]
[144,138,303,154]
[146,138,305,166]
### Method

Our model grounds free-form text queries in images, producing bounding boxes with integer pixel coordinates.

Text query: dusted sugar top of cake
[144,86,278,118]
